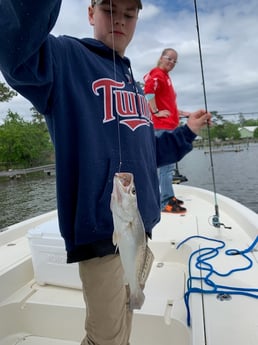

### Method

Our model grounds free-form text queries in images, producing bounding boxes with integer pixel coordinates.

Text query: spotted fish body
[110,172,146,310]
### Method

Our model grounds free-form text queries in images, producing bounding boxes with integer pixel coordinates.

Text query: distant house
[238,126,258,139]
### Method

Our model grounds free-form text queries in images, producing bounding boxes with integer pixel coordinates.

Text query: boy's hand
[186,110,212,135]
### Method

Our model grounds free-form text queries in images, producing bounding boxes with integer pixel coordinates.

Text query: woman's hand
[154,109,170,118]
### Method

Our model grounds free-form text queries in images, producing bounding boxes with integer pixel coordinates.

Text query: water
[0,143,257,230]
[0,173,56,230]
[179,142,258,214]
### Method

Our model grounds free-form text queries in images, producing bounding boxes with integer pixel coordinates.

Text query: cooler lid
[27,218,62,239]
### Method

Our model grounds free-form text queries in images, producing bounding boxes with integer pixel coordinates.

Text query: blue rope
[177,235,258,326]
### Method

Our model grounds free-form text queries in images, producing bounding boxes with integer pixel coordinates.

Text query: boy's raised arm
[0,0,62,72]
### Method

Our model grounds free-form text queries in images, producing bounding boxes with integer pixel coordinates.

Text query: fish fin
[129,288,145,310]
[112,231,117,246]
[112,233,120,255]
[139,245,154,287]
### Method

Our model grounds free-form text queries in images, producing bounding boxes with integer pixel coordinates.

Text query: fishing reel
[212,214,220,227]
[212,214,232,229]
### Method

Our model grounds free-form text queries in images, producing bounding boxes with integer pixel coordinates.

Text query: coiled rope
[177,235,258,326]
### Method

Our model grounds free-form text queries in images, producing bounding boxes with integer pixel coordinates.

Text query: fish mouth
[115,172,134,188]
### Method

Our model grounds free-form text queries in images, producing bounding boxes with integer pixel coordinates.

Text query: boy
[0,1,211,344]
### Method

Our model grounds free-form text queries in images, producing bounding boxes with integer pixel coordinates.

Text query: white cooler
[27,218,82,289]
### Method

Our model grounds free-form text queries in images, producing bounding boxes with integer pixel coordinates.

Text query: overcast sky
[0,0,258,123]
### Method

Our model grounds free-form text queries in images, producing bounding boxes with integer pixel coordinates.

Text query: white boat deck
[1,185,258,345]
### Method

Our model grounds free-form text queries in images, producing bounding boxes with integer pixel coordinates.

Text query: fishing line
[110,0,123,172]
[193,0,221,228]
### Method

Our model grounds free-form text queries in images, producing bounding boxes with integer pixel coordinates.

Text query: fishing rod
[193,0,230,229]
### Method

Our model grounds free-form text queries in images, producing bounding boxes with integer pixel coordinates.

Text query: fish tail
[129,289,145,310]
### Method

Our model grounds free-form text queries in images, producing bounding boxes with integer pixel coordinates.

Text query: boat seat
[0,236,33,303]
[0,283,85,343]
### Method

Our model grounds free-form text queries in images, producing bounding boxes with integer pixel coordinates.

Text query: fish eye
[131,187,136,196]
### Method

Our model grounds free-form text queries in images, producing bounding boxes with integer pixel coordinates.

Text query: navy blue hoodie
[0,0,196,262]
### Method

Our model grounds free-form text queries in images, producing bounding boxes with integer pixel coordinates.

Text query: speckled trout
[110,172,154,310]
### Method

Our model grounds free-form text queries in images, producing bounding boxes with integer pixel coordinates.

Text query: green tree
[238,113,246,127]
[242,119,258,126]
[31,106,45,125]
[223,122,240,140]
[254,127,258,138]
[211,111,225,125]
[0,82,17,102]
[0,111,53,169]
[210,121,240,140]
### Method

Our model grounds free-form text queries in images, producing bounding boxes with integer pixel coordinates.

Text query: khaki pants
[79,254,133,345]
